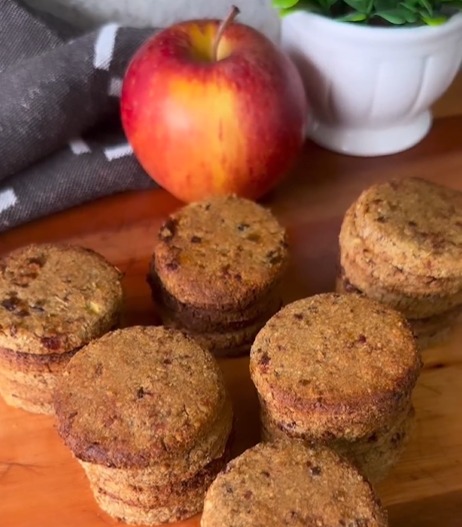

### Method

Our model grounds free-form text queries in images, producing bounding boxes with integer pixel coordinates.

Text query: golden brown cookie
[82,446,230,525]
[336,268,462,349]
[0,244,123,414]
[339,205,462,317]
[160,299,282,358]
[354,177,462,280]
[261,402,415,484]
[151,195,288,311]
[409,306,462,350]
[0,244,123,355]
[54,326,233,525]
[337,405,415,483]
[149,269,282,332]
[201,441,388,527]
[341,204,462,294]
[250,294,421,440]
[336,258,462,320]
[0,348,76,414]
[341,254,462,319]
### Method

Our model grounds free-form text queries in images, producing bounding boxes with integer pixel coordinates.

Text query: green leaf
[315,0,329,8]
[272,0,462,24]
[375,8,409,22]
[366,0,375,11]
[373,0,398,12]
[396,5,420,20]
[344,0,371,12]
[272,0,300,8]
[336,11,369,20]
[403,11,419,20]
[276,0,326,15]
[394,5,419,21]
[421,14,449,22]
[399,1,419,13]
[313,0,337,12]
[419,0,433,15]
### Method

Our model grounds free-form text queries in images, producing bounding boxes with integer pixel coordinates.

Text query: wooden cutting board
[2,240,462,527]
[1,79,462,527]
[1,313,462,527]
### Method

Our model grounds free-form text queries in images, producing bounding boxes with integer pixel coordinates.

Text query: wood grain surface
[1,76,462,527]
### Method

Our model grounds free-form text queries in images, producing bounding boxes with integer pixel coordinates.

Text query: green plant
[273,0,462,25]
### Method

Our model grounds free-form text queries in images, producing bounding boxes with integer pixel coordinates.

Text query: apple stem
[212,5,240,62]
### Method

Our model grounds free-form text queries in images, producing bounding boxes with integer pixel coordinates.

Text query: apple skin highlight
[121,19,307,203]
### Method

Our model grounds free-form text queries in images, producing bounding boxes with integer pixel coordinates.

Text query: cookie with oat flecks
[261,399,415,484]
[149,195,288,357]
[201,441,388,527]
[339,205,462,318]
[354,177,462,281]
[159,295,282,357]
[54,326,233,525]
[250,293,420,483]
[338,179,462,349]
[336,268,462,350]
[0,243,123,414]
[151,195,288,311]
[148,268,282,332]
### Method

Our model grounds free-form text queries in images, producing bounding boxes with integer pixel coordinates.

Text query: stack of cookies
[202,441,388,527]
[0,244,123,414]
[250,293,421,483]
[338,177,462,348]
[148,195,289,357]
[54,326,233,525]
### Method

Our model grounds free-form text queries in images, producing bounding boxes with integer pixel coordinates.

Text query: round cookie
[151,195,288,311]
[261,401,415,484]
[0,243,123,414]
[339,206,462,318]
[54,326,231,468]
[409,306,462,350]
[338,255,462,319]
[341,204,462,296]
[82,450,229,525]
[0,347,76,414]
[160,300,282,358]
[161,318,265,358]
[354,177,462,280]
[149,269,283,332]
[250,294,421,439]
[336,267,462,348]
[201,441,388,527]
[0,244,123,355]
[54,326,233,525]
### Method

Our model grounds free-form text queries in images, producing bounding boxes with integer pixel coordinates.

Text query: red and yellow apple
[121,7,307,203]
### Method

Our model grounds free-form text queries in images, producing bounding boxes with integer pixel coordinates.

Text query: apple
[121,6,307,203]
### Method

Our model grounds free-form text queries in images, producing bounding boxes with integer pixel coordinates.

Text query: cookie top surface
[201,441,388,527]
[0,244,123,355]
[54,326,229,468]
[152,195,288,309]
[354,178,462,279]
[250,294,420,427]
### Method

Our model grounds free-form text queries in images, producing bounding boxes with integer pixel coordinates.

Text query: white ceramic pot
[281,11,462,156]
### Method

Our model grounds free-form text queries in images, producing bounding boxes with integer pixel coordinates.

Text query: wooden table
[1,75,462,527]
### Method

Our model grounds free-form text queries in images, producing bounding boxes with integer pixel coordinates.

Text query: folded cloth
[0,0,159,233]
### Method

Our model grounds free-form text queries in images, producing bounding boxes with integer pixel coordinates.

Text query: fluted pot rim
[283,10,462,45]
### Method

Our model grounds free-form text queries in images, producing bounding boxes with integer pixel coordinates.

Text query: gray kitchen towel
[0,0,159,233]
